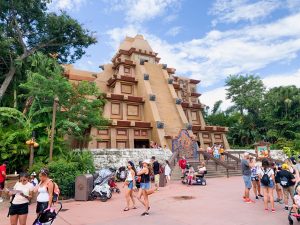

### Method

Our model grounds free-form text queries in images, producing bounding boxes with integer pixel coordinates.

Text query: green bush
[29,150,95,198]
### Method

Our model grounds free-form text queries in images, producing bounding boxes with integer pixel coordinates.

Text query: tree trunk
[0,66,16,100]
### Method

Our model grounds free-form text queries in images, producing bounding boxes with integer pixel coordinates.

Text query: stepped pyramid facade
[64,35,229,150]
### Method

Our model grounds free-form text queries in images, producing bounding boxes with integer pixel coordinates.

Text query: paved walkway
[0,177,289,225]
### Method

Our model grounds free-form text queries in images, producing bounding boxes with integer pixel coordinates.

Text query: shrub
[29,150,95,198]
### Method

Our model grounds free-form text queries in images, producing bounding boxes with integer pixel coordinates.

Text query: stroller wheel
[107,192,112,199]
[100,195,108,202]
[116,189,120,194]
[288,215,294,225]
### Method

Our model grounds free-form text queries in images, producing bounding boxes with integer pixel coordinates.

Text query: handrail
[169,149,180,170]
[198,151,235,170]
[224,152,241,163]
[198,151,235,178]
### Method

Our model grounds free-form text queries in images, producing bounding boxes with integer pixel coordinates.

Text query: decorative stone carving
[186,123,193,130]
[175,98,182,105]
[140,59,145,65]
[156,121,164,129]
[149,94,156,101]
[144,74,149,80]
[168,78,173,84]
[162,64,167,69]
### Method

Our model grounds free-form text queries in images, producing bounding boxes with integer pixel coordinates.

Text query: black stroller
[33,202,62,225]
[288,182,300,225]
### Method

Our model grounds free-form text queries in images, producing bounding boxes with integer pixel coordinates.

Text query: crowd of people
[0,163,57,225]
[122,156,172,216]
[206,144,226,160]
[241,152,300,215]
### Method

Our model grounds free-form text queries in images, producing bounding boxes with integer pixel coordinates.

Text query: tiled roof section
[191,92,201,97]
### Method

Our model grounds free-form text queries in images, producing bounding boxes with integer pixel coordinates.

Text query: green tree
[225,74,265,115]
[20,52,108,148]
[0,0,96,101]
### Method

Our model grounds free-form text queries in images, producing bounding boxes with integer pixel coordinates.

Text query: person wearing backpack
[258,159,275,212]
[277,163,296,210]
[34,168,55,215]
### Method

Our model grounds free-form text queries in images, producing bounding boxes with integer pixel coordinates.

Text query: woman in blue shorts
[123,161,137,211]
[258,159,275,212]
[137,159,152,216]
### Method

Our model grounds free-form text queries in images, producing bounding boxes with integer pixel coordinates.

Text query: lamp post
[49,96,59,162]
[26,131,39,168]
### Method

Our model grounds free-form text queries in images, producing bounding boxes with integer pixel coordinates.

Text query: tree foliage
[206,75,300,154]
[0,0,96,101]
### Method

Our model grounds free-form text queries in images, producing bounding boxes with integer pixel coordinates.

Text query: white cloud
[106,12,300,87]
[165,26,182,36]
[201,69,300,110]
[263,69,300,89]
[163,14,178,23]
[48,0,86,11]
[106,24,144,49]
[104,0,181,23]
[210,0,281,25]
[201,87,233,111]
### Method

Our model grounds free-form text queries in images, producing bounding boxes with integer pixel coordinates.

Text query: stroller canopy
[94,168,114,185]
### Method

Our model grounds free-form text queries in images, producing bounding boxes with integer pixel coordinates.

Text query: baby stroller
[33,202,62,225]
[116,166,127,182]
[89,169,113,202]
[288,182,300,225]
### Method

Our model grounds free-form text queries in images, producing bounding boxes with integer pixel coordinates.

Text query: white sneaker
[0,197,3,203]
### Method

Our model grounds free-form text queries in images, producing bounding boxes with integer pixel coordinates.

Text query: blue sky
[49,0,300,109]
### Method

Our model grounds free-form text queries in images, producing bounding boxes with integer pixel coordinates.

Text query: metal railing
[169,149,180,170]
[223,152,241,169]
[198,151,235,178]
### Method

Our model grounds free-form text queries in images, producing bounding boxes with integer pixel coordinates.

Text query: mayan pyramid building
[64,35,229,150]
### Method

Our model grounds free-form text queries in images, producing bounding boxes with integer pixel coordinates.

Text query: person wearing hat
[30,172,38,186]
[137,159,152,216]
[0,161,8,203]
[277,163,296,210]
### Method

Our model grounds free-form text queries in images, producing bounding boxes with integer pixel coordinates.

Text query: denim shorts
[127,181,133,190]
[261,180,274,189]
[140,182,150,190]
[243,175,252,189]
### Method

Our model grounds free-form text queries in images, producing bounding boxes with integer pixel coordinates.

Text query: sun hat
[142,159,151,164]
[282,163,289,170]
[31,172,37,176]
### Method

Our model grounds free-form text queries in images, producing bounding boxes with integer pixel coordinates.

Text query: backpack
[279,176,289,188]
[261,169,271,186]
[49,180,60,203]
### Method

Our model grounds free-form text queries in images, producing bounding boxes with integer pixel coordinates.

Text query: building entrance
[134,139,150,148]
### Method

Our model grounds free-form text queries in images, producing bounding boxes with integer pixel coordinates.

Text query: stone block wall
[228,149,287,161]
[91,148,173,170]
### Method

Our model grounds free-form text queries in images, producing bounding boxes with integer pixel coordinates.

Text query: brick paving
[0,176,289,225]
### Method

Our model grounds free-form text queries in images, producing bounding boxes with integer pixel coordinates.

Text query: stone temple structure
[64,35,229,150]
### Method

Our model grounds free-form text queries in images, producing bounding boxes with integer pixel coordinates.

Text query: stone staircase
[171,159,242,180]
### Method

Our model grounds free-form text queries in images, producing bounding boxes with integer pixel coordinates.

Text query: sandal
[123,208,130,211]
[132,207,137,209]
[141,211,149,216]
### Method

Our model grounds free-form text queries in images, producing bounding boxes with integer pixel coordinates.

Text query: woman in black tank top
[137,160,151,216]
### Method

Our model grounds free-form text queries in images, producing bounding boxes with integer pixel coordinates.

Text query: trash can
[159,167,166,187]
[75,174,94,201]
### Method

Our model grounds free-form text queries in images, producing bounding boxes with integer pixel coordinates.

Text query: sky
[48,0,300,110]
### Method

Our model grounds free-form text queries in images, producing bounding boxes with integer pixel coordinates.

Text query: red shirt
[0,165,6,182]
[179,159,187,170]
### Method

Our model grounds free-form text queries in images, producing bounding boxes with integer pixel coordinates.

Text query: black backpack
[261,169,271,186]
